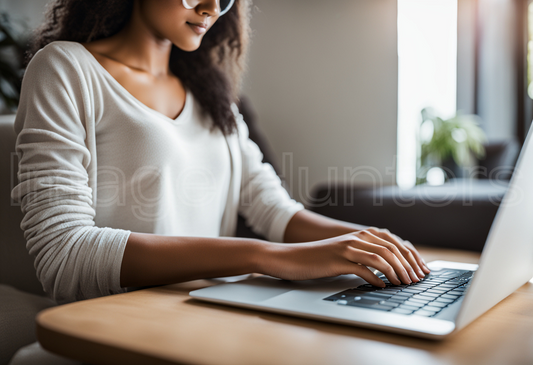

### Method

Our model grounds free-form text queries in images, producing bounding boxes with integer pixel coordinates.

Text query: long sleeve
[11,44,130,304]
[233,104,304,242]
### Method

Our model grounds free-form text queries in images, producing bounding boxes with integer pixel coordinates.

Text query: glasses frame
[182,0,235,16]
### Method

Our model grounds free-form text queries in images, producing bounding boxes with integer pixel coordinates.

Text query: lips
[187,22,207,35]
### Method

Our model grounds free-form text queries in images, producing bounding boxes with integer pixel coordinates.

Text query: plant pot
[441,158,467,179]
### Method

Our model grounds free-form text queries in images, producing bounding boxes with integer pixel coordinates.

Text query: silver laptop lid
[456,125,533,329]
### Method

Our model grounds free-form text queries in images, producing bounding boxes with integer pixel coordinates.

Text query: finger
[400,239,431,274]
[366,229,426,279]
[346,237,411,284]
[350,264,386,288]
[357,230,421,282]
[392,235,430,273]
[346,247,401,286]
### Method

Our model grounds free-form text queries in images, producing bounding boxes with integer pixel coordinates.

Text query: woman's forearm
[120,209,428,289]
[120,233,266,287]
[120,209,365,288]
[283,209,369,243]
[121,214,429,290]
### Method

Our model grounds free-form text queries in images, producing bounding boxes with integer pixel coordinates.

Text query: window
[397,0,458,188]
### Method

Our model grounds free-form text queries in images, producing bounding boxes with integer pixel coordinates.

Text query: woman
[12,0,429,304]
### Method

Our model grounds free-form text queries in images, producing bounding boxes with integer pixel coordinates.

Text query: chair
[0,114,62,365]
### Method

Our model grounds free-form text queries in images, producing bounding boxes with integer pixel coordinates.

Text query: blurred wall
[243,0,398,205]
[0,0,50,30]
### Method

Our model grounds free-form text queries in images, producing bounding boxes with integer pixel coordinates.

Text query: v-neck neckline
[76,42,192,123]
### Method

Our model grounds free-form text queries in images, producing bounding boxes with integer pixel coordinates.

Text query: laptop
[190,126,533,339]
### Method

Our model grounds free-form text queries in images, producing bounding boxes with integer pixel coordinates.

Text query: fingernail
[417,269,424,277]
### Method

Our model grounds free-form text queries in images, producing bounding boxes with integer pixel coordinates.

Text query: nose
[197,0,220,17]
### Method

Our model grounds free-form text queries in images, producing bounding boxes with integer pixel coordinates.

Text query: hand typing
[260,228,431,287]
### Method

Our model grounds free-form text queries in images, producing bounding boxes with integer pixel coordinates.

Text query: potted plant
[0,12,28,114]
[417,108,486,185]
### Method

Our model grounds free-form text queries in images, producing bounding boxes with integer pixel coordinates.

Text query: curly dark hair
[26,0,251,135]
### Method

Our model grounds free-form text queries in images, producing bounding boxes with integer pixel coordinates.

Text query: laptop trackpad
[198,276,294,303]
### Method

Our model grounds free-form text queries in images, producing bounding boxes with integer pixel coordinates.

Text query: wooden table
[37,248,533,365]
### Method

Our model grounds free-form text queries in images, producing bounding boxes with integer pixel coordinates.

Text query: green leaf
[418,110,487,170]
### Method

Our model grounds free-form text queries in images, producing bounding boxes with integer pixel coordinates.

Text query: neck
[102,1,172,77]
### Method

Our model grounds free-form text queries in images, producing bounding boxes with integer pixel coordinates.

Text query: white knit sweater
[11,41,304,304]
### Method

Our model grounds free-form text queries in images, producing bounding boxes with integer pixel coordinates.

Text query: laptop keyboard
[323,268,474,317]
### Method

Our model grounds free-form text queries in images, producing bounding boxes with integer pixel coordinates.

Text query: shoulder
[37,40,80,54]
[25,41,91,80]
[17,41,93,131]
[21,41,97,104]
[30,41,86,63]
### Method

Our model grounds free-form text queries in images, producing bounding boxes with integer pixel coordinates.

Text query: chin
[174,39,203,52]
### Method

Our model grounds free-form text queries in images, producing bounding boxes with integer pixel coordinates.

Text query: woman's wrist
[253,241,289,276]
[245,238,268,274]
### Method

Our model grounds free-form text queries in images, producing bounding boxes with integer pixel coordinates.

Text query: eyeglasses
[182,0,235,16]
